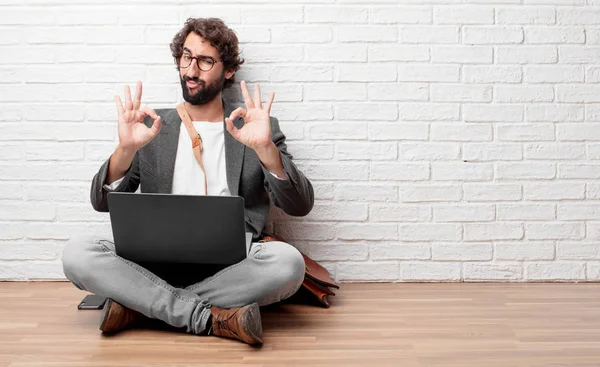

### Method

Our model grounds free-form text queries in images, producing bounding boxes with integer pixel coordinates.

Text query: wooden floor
[1,282,600,367]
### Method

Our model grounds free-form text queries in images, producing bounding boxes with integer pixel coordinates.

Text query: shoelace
[209,308,243,340]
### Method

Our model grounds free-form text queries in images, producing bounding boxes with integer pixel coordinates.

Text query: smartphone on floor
[77,294,107,310]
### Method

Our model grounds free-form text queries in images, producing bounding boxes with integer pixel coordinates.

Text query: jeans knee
[61,234,100,286]
[269,242,306,292]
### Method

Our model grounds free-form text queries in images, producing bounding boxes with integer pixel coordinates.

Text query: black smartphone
[77,294,107,310]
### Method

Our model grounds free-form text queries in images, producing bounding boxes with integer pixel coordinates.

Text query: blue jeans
[61,234,305,334]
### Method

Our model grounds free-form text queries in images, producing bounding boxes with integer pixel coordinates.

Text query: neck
[183,94,224,122]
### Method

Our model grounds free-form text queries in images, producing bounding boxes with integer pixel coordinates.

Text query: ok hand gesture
[114,81,162,153]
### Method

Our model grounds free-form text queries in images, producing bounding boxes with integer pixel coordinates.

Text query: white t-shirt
[172,121,230,196]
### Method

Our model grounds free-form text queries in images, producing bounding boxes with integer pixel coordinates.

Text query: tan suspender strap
[175,104,208,195]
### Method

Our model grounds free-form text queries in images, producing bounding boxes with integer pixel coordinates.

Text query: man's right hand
[106,81,162,186]
[115,81,162,152]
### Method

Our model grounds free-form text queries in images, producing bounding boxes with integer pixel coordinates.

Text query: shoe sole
[242,303,263,345]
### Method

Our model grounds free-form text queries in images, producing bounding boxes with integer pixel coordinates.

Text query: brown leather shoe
[99,298,146,334]
[209,303,263,345]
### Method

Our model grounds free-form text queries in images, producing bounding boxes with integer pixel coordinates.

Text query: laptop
[107,192,252,286]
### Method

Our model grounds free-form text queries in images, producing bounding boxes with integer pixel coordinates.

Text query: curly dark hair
[170,17,244,89]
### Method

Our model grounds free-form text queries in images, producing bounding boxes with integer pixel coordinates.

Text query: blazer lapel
[223,99,245,196]
[157,109,181,194]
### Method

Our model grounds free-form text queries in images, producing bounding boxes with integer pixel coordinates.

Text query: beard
[180,71,225,105]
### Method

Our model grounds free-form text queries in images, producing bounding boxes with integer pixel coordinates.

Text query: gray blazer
[90,99,314,240]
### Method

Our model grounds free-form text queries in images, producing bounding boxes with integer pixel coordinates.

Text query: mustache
[183,76,205,85]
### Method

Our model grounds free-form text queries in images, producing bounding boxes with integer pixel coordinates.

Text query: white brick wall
[1,1,600,283]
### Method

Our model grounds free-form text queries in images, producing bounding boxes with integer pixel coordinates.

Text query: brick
[463,66,522,84]
[271,26,332,43]
[434,6,494,25]
[557,242,600,260]
[337,26,397,42]
[369,45,429,62]
[431,46,493,64]
[524,143,585,160]
[559,164,600,179]
[559,47,600,64]
[401,262,461,281]
[370,6,432,25]
[464,263,523,281]
[400,224,461,242]
[335,184,398,202]
[463,143,522,161]
[337,103,398,121]
[526,222,585,240]
[369,123,428,141]
[526,104,584,122]
[241,6,303,24]
[337,224,398,241]
[306,45,366,62]
[431,163,493,181]
[463,184,522,202]
[432,243,492,261]
[557,85,600,103]
[307,122,367,140]
[464,223,524,241]
[271,66,333,82]
[400,26,459,44]
[525,27,585,44]
[557,8,600,25]
[463,104,523,122]
[431,85,492,102]
[526,262,585,281]
[433,204,495,222]
[497,162,556,180]
[335,142,397,160]
[399,103,459,121]
[401,184,462,203]
[305,6,368,23]
[495,85,554,103]
[497,124,554,141]
[558,204,600,220]
[370,244,430,260]
[368,83,428,102]
[495,242,555,261]
[463,26,523,44]
[306,84,367,101]
[497,46,557,64]
[338,65,397,82]
[370,205,430,222]
[306,202,368,222]
[297,162,369,181]
[371,163,429,181]
[497,204,556,220]
[401,143,460,161]
[338,262,399,282]
[398,64,460,82]
[496,7,555,24]
[285,142,334,160]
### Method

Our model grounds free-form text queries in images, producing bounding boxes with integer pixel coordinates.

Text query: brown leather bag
[260,234,339,307]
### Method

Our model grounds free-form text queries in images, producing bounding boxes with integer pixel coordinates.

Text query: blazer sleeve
[90,152,141,212]
[261,116,314,217]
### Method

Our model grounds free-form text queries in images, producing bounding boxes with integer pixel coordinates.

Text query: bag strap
[176,104,208,195]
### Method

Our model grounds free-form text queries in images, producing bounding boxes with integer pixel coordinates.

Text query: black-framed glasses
[179,53,220,72]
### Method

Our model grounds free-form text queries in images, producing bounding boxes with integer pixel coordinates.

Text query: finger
[253,83,262,110]
[264,92,275,115]
[114,96,125,117]
[240,81,255,109]
[124,84,133,111]
[225,117,240,140]
[228,107,247,122]
[133,81,142,111]
[149,116,162,137]
[141,106,158,120]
